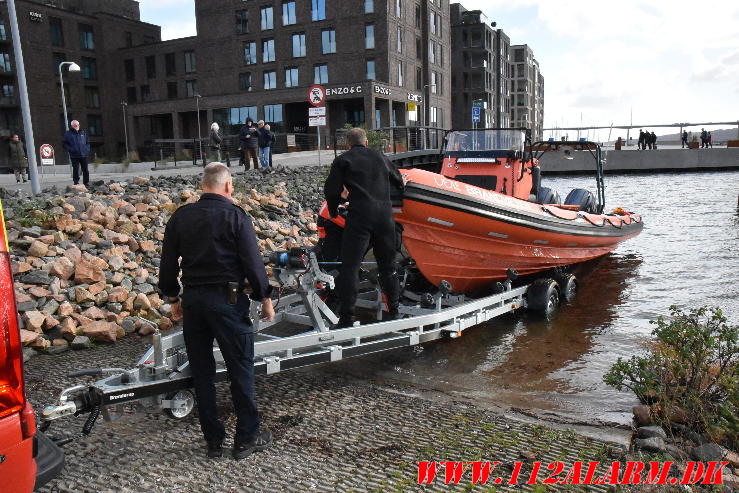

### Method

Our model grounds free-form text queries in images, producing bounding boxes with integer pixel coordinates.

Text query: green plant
[604,306,739,447]
[11,199,58,228]
[341,123,389,152]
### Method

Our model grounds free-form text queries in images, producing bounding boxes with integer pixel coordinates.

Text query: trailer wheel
[527,278,560,317]
[164,390,195,420]
[554,273,577,304]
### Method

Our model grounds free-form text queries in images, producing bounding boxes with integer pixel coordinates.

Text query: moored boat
[394,129,643,293]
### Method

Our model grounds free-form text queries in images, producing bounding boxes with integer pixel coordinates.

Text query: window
[167,81,178,99]
[431,71,438,94]
[52,52,66,74]
[260,7,274,30]
[292,33,306,57]
[236,10,249,34]
[262,39,275,62]
[87,115,102,136]
[397,62,404,86]
[365,24,374,49]
[165,53,176,76]
[366,59,375,80]
[321,30,336,54]
[0,22,6,42]
[314,64,328,84]
[85,87,100,109]
[416,36,422,60]
[50,17,64,47]
[239,72,252,91]
[185,79,197,97]
[365,0,374,13]
[124,59,135,82]
[283,2,296,25]
[184,51,196,73]
[0,53,11,73]
[430,106,438,126]
[429,40,436,64]
[126,86,137,103]
[141,85,151,102]
[264,104,283,123]
[430,11,437,35]
[244,42,257,64]
[125,31,132,47]
[1,84,14,98]
[415,4,421,28]
[312,0,326,21]
[285,67,299,87]
[81,57,97,80]
[416,66,422,90]
[146,56,156,79]
[395,0,402,17]
[264,71,276,89]
[79,24,94,50]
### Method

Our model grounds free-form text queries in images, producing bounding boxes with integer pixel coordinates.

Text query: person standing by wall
[257,121,274,168]
[681,130,689,148]
[239,118,259,169]
[62,120,90,187]
[158,163,275,460]
[637,129,645,150]
[7,134,28,184]
[209,123,222,164]
[707,132,713,148]
[650,131,657,150]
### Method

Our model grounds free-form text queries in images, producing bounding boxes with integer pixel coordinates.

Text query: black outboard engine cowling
[564,188,596,213]
[537,187,561,205]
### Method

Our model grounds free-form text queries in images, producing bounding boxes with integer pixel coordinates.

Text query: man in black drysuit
[158,163,274,460]
[324,127,404,328]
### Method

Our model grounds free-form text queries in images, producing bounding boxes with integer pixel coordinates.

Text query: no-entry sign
[307,85,326,107]
[39,144,55,166]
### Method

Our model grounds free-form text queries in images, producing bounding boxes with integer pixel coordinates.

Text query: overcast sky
[139,0,739,136]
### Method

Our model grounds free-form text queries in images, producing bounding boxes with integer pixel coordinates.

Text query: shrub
[340,123,389,152]
[604,306,739,447]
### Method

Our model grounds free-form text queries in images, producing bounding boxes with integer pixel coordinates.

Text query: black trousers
[182,285,259,444]
[71,157,89,185]
[338,210,399,319]
[244,147,259,169]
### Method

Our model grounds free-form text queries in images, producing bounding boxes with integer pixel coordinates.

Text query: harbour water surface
[323,170,739,424]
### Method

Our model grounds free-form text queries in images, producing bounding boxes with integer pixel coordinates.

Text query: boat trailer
[40,249,566,438]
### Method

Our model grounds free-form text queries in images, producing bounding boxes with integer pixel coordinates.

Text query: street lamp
[422,84,436,149]
[194,93,203,166]
[121,101,129,161]
[58,61,80,131]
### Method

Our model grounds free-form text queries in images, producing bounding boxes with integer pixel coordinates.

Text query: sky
[139,0,739,137]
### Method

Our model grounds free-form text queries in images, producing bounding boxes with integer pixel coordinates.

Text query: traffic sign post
[39,144,56,175]
[472,106,481,124]
[307,85,326,165]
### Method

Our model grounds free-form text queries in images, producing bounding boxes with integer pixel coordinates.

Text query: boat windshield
[445,129,525,153]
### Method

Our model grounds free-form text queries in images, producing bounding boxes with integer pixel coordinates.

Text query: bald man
[62,120,90,186]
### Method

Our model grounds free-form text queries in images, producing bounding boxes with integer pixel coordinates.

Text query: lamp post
[58,61,81,131]
[121,101,129,161]
[422,84,436,149]
[194,93,203,166]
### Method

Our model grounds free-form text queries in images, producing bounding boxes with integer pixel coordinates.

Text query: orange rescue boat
[394,129,643,293]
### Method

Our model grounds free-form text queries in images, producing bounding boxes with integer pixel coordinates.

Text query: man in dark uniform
[324,127,403,328]
[158,163,274,460]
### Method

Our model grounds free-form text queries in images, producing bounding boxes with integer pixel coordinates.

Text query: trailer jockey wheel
[554,273,577,304]
[527,278,560,318]
[164,390,196,420]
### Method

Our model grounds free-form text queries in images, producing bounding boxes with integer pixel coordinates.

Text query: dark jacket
[8,140,27,169]
[239,124,259,148]
[324,145,403,218]
[209,129,222,149]
[62,128,90,158]
[158,193,272,302]
[257,127,274,148]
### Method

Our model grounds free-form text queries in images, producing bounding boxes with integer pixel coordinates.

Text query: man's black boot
[207,440,223,458]
[233,428,272,460]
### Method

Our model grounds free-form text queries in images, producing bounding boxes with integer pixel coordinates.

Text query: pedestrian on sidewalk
[257,120,273,168]
[650,132,657,150]
[681,130,688,148]
[638,129,645,150]
[239,118,259,169]
[62,120,90,187]
[700,128,708,148]
[707,132,713,148]
[209,122,222,164]
[7,134,28,183]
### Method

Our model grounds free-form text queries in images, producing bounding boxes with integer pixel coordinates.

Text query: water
[323,170,739,424]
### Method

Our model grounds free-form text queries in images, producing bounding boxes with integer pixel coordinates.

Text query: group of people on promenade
[637,129,658,150]
[208,118,275,169]
[680,129,714,148]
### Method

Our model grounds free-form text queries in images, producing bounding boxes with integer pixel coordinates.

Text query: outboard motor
[537,187,561,205]
[564,188,596,213]
[528,166,542,201]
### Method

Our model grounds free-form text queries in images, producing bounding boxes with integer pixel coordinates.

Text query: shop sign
[29,11,43,22]
[373,85,392,96]
[407,93,422,103]
[407,102,417,112]
[325,85,363,96]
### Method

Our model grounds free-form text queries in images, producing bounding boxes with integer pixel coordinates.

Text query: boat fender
[576,213,606,227]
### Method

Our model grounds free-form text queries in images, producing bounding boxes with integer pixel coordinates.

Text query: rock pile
[2,166,326,353]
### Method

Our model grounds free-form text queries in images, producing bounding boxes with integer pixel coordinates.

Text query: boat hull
[395,169,643,293]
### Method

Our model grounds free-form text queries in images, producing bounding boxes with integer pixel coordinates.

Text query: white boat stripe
[427,217,454,227]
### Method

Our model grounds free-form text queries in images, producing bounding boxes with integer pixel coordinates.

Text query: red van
[0,198,64,492]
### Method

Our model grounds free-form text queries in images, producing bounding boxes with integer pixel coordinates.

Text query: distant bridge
[544,120,739,133]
